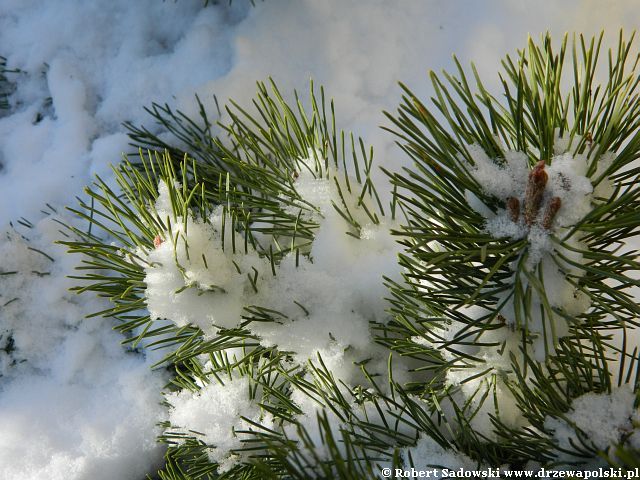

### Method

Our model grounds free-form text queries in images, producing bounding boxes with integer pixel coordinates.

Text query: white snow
[545,153,594,227]
[142,155,402,385]
[166,373,274,472]
[0,218,166,480]
[417,307,530,438]
[252,154,402,381]
[1,0,640,478]
[140,152,404,472]
[283,387,348,466]
[545,387,638,462]
[143,180,269,331]
[468,145,530,201]
[475,147,597,256]
[401,435,477,471]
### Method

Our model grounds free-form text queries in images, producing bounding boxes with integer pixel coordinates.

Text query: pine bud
[542,197,562,230]
[153,235,163,248]
[506,197,520,223]
[523,160,548,226]
[585,131,593,149]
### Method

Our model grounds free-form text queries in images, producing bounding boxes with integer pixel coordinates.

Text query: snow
[252,153,402,381]
[143,180,269,331]
[545,153,594,227]
[416,307,529,438]
[473,146,597,256]
[142,155,402,385]
[166,373,274,472]
[468,145,530,201]
[401,435,477,472]
[0,218,166,480]
[142,152,403,471]
[1,0,640,478]
[283,387,349,466]
[545,387,638,463]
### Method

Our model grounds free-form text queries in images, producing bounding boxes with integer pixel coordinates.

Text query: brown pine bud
[153,235,163,248]
[542,197,562,230]
[506,197,520,223]
[585,131,593,149]
[523,160,548,226]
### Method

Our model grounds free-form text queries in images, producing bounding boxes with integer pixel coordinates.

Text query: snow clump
[166,373,274,472]
[141,152,403,386]
[545,386,639,463]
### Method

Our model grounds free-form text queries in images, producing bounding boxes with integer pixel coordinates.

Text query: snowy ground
[0,1,638,478]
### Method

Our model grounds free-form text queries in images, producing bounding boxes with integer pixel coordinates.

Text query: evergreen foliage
[63,33,640,477]
[383,31,640,466]
[64,81,407,478]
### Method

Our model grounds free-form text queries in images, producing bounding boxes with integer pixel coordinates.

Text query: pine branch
[65,81,405,477]
[383,31,640,464]
[62,33,640,475]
